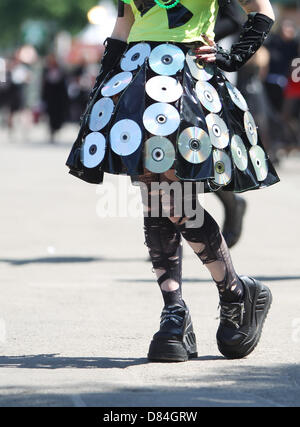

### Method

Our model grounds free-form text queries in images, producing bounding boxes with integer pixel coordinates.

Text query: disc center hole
[204,90,213,102]
[131,53,140,61]
[190,139,200,151]
[195,59,204,69]
[215,161,225,174]
[157,114,167,124]
[162,55,173,65]
[121,133,129,142]
[89,144,97,155]
[212,125,221,137]
[153,148,164,161]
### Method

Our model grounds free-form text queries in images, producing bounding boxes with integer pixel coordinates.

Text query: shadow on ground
[0,256,146,266]
[118,276,300,283]
[0,358,299,407]
[0,354,149,369]
[1,257,299,283]
[0,354,227,370]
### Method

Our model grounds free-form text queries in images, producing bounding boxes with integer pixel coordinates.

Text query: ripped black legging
[139,170,243,304]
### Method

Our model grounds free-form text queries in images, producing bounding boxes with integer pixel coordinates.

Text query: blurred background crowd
[0,0,299,164]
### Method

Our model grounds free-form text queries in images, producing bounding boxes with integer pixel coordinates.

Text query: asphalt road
[0,123,300,407]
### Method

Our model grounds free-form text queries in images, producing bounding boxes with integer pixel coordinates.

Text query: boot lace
[218,302,245,329]
[161,305,185,327]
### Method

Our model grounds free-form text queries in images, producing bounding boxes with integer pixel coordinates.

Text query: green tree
[0,0,100,49]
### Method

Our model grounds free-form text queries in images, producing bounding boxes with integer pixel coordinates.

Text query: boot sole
[217,281,272,359]
[148,332,198,363]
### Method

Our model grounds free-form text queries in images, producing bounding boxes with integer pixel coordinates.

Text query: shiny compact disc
[195,81,222,113]
[186,50,214,81]
[110,119,142,156]
[205,113,229,149]
[81,132,106,168]
[249,145,268,181]
[146,75,183,103]
[225,81,248,112]
[89,97,114,132]
[120,43,151,71]
[213,149,232,185]
[231,134,248,171]
[244,111,258,145]
[144,136,175,173]
[148,44,185,76]
[143,102,180,136]
[101,72,133,97]
[178,127,212,164]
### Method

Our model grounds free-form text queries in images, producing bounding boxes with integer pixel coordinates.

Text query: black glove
[88,37,128,101]
[216,12,274,72]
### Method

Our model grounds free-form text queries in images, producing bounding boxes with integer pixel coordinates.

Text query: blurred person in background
[3,56,31,138]
[264,19,298,113]
[282,65,300,151]
[264,18,299,151]
[41,54,69,143]
[281,33,300,152]
[0,62,9,118]
[68,60,94,123]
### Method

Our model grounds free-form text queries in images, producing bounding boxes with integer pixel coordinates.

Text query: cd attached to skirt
[110,119,142,156]
[149,44,185,76]
[178,127,212,164]
[195,81,222,113]
[244,111,258,145]
[225,81,248,112]
[206,113,229,149]
[249,145,268,181]
[101,72,133,97]
[186,51,214,81]
[81,132,106,168]
[89,97,114,132]
[213,150,232,185]
[231,135,248,171]
[144,136,175,173]
[120,43,151,71]
[143,102,180,136]
[146,76,183,103]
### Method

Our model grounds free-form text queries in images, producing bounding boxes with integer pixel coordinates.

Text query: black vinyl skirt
[66,40,280,193]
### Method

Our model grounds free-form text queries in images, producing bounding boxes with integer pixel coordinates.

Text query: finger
[193,46,216,53]
[196,54,216,62]
[195,52,216,59]
[201,34,215,47]
[204,56,216,63]
[193,48,216,58]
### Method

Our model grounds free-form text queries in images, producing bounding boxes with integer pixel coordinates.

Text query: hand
[192,34,217,63]
[193,35,241,72]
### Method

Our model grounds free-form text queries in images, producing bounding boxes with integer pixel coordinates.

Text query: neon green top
[121,0,219,44]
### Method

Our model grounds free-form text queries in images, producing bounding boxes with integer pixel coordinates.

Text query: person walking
[67,0,280,361]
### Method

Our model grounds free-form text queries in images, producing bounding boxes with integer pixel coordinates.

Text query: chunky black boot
[221,194,247,248]
[216,276,272,359]
[223,196,247,248]
[148,302,198,362]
